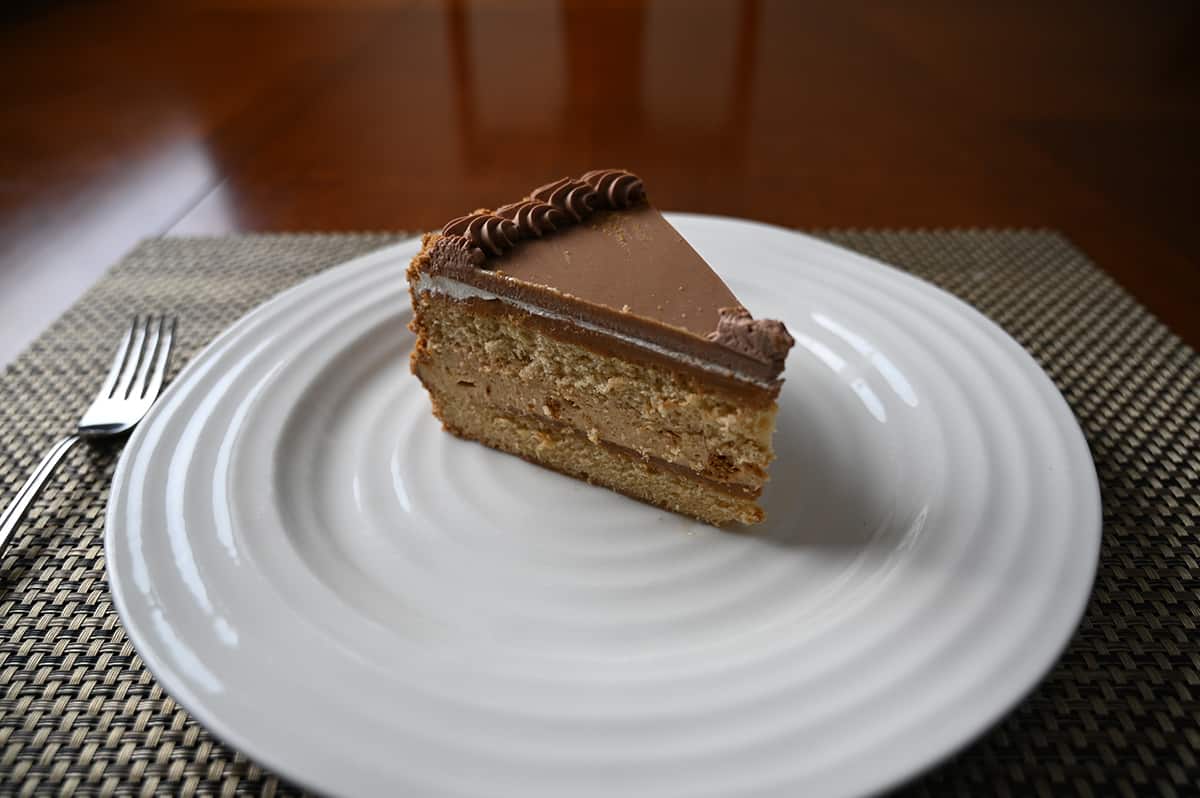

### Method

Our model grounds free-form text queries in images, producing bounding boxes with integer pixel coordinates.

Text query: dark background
[2,0,1198,343]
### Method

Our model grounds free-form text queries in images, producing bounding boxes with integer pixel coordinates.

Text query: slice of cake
[407,169,794,525]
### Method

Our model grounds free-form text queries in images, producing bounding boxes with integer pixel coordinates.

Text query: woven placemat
[1,231,1197,797]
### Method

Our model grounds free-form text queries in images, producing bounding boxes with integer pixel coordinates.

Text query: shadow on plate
[754,397,899,552]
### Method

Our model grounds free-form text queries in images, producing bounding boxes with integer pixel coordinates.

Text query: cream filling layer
[413,273,772,389]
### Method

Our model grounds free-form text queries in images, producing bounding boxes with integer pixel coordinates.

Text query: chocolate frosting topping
[442,212,519,257]
[530,177,598,223]
[707,307,795,368]
[416,169,794,385]
[434,234,487,267]
[581,169,646,209]
[495,199,568,238]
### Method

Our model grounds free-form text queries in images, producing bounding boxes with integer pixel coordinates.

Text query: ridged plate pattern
[105,215,1101,797]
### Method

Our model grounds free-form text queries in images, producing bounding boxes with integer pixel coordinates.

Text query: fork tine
[114,316,150,400]
[143,316,175,400]
[131,316,164,399]
[98,318,138,399]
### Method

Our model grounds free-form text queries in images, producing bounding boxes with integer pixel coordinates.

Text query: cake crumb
[621,304,631,313]
[587,428,600,444]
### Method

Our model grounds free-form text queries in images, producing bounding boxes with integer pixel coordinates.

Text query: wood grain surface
[2,0,1197,346]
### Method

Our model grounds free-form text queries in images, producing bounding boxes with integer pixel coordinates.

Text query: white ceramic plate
[105,215,1101,797]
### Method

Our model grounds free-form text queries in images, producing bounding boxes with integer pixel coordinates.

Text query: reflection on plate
[106,215,1100,797]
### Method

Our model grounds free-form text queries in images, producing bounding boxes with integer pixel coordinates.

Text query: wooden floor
[2,0,1197,353]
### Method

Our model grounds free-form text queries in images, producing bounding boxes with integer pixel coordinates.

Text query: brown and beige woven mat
[1,232,1197,797]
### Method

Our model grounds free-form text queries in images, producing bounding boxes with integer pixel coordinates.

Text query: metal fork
[0,316,176,560]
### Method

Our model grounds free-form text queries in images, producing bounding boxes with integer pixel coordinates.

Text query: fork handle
[0,435,81,561]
